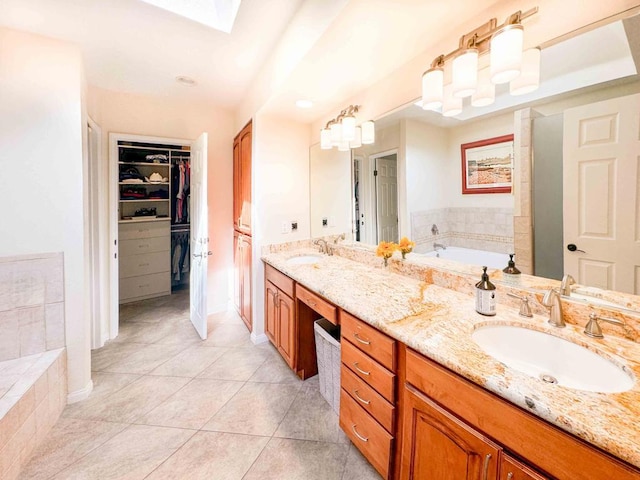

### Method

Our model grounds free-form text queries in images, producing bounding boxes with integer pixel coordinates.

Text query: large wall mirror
[309,12,640,303]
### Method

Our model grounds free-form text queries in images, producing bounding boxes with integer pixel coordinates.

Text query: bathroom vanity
[262,248,640,480]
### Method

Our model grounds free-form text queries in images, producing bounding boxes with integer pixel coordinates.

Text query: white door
[563,94,640,294]
[375,155,399,243]
[190,133,209,338]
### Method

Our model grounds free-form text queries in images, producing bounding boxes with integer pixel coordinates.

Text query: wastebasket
[314,318,341,414]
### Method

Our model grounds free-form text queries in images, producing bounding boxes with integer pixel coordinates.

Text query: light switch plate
[281,221,290,234]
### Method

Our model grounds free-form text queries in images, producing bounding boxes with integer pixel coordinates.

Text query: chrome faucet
[433,242,447,251]
[541,288,565,327]
[560,274,575,296]
[313,238,329,254]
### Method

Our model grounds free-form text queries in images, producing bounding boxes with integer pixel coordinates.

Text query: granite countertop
[262,248,640,469]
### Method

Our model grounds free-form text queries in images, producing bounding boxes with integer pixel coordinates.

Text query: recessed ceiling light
[176,76,197,86]
[296,100,313,109]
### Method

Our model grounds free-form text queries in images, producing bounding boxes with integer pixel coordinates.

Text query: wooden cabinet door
[276,291,296,368]
[240,234,252,332]
[233,121,252,235]
[232,136,241,229]
[400,383,501,480]
[265,280,278,345]
[233,231,241,313]
[500,455,549,480]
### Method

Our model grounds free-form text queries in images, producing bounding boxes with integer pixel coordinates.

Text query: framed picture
[461,134,514,194]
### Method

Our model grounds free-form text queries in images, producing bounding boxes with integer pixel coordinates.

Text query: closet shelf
[118,217,171,224]
[118,162,171,167]
[119,199,169,203]
[119,182,170,186]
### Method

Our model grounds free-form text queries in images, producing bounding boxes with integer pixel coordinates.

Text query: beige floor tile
[90,342,145,372]
[63,372,141,419]
[148,345,228,377]
[18,417,128,480]
[197,347,269,381]
[50,424,194,480]
[79,375,190,423]
[248,352,303,384]
[202,324,252,348]
[138,378,243,429]
[153,322,203,346]
[341,443,383,480]
[244,437,349,480]
[99,343,187,374]
[274,381,348,444]
[145,431,269,480]
[202,382,300,436]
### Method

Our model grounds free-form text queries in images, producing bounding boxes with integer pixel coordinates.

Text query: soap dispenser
[502,254,521,285]
[475,266,496,316]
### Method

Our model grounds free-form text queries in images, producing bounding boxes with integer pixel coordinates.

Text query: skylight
[139,0,242,33]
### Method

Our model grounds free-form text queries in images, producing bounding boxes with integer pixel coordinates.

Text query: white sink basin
[472,325,634,393]
[286,254,323,265]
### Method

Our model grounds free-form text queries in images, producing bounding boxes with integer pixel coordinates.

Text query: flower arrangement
[376,241,398,267]
[398,237,415,259]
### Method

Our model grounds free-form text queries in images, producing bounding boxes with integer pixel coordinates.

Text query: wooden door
[563,94,640,293]
[189,132,208,340]
[400,383,500,480]
[375,155,399,243]
[240,234,252,332]
[500,454,549,480]
[277,290,295,368]
[265,280,278,345]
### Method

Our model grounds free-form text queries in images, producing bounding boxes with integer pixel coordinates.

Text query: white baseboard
[251,332,268,345]
[67,379,94,404]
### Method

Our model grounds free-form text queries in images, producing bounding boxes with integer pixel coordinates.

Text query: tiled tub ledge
[0,348,67,480]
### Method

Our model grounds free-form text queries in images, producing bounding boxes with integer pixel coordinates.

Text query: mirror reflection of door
[373,152,399,243]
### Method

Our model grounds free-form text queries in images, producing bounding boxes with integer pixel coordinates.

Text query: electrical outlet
[322,217,328,227]
[281,221,290,234]
[291,221,298,231]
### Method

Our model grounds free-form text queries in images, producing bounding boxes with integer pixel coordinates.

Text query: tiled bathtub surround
[411,207,514,254]
[0,253,65,361]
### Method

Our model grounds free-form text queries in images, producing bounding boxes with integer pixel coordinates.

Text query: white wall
[87,87,235,315]
[0,28,90,398]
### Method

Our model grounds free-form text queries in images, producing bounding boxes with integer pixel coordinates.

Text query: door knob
[567,244,586,253]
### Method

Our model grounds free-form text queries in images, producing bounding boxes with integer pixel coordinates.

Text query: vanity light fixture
[320,105,375,150]
[421,7,539,116]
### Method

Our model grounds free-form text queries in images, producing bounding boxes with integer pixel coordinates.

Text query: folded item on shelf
[119,166,145,182]
[134,207,156,217]
[148,189,169,199]
[146,154,168,163]
[121,178,144,184]
[121,186,148,200]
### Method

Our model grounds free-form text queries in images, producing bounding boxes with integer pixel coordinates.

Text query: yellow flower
[376,241,398,259]
[398,237,415,253]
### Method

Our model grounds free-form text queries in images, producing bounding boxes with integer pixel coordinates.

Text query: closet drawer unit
[295,284,337,325]
[342,340,395,402]
[119,221,170,240]
[119,251,170,279]
[341,364,395,433]
[340,311,396,371]
[119,272,170,300]
[340,389,393,479]
[119,236,170,256]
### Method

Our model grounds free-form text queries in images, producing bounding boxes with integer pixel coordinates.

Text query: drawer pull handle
[506,473,513,480]
[353,390,370,405]
[353,362,370,376]
[307,299,317,308]
[353,333,371,345]
[138,244,150,248]
[351,424,368,442]
[482,454,492,480]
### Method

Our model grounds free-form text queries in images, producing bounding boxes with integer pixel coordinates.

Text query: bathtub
[422,247,509,270]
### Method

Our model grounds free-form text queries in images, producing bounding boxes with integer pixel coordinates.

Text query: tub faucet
[560,274,575,296]
[541,288,565,328]
[313,238,329,254]
[433,242,447,251]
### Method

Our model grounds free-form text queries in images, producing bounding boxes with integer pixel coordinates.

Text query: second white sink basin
[472,325,634,393]
[286,254,323,265]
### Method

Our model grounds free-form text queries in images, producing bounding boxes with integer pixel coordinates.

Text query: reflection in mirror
[308,13,640,305]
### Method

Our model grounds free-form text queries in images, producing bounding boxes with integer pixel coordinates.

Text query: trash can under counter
[313,318,341,414]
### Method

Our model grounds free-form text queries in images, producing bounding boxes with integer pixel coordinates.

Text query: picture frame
[461,134,514,194]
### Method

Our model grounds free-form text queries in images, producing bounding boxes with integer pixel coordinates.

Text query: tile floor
[19,291,382,479]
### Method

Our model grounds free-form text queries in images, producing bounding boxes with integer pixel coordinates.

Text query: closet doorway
[106,133,209,344]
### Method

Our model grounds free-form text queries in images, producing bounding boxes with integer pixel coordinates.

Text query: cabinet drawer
[119,221,169,240]
[340,388,393,480]
[296,284,337,325]
[342,340,395,402]
[501,454,550,480]
[119,251,169,278]
[340,310,396,371]
[265,264,294,298]
[341,364,395,434]
[120,236,170,256]
[119,272,170,300]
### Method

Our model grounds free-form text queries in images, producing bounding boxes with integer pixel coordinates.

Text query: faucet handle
[584,313,625,339]
[507,292,533,318]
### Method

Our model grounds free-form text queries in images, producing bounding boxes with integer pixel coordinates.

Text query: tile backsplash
[411,207,514,254]
[0,253,65,361]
